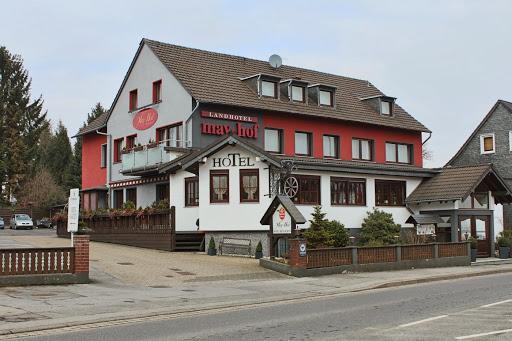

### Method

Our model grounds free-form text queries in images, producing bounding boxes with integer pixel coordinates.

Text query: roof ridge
[444,163,491,170]
[142,38,374,86]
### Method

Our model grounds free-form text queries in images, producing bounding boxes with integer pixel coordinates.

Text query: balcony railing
[121,140,184,174]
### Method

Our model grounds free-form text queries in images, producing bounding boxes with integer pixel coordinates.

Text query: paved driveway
[0,231,282,287]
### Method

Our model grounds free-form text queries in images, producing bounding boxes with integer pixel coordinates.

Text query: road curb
[1,267,512,338]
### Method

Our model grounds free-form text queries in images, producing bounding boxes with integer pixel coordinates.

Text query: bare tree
[17,168,66,209]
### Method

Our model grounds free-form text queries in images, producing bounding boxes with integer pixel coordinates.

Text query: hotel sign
[200,111,259,139]
[201,111,257,123]
[133,108,158,130]
[272,204,292,235]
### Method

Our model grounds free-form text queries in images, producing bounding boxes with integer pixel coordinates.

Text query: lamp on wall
[201,157,208,163]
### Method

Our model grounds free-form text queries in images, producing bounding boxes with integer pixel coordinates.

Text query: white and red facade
[79,39,442,255]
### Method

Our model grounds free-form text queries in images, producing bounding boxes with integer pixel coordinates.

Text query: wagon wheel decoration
[283,176,299,198]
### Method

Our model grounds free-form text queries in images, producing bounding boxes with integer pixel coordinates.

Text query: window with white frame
[291,85,305,102]
[260,80,277,98]
[264,128,283,153]
[319,90,333,106]
[323,135,339,158]
[509,131,512,152]
[480,133,495,154]
[381,100,392,116]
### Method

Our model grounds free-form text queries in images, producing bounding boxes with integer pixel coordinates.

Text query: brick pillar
[288,239,307,268]
[73,235,90,282]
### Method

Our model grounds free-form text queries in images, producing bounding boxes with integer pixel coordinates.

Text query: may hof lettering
[212,153,255,168]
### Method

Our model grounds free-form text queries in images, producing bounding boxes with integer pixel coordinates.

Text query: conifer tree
[0,46,47,203]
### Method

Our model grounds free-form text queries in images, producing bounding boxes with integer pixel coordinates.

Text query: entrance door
[459,215,491,257]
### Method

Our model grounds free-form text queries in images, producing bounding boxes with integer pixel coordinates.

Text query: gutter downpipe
[96,129,112,206]
[184,100,200,148]
[422,132,432,145]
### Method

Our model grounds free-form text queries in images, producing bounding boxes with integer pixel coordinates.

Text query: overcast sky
[1,0,511,167]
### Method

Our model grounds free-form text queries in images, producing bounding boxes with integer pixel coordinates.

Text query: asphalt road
[15,272,512,341]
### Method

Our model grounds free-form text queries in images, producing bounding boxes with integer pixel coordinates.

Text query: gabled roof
[446,99,512,166]
[406,164,512,204]
[158,134,281,174]
[73,111,109,137]
[143,39,429,133]
[405,214,444,225]
[260,195,306,225]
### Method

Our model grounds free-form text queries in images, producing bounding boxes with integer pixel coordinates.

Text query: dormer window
[380,99,392,116]
[291,85,305,102]
[260,80,277,98]
[319,90,333,106]
[308,84,336,107]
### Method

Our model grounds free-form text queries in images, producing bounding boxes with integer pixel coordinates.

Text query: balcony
[121,140,185,175]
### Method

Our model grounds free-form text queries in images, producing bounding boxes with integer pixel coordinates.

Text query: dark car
[37,218,53,229]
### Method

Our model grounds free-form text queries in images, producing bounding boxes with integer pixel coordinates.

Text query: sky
[1,0,511,167]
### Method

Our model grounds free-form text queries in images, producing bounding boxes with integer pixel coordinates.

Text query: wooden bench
[219,237,251,256]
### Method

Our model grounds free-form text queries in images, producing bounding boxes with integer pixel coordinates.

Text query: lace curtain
[242,175,258,200]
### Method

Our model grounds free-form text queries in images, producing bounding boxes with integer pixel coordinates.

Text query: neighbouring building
[75,112,109,211]
[447,100,512,233]
[77,39,512,257]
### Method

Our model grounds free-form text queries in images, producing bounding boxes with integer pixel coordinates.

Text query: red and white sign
[272,204,292,235]
[201,111,257,123]
[133,108,158,130]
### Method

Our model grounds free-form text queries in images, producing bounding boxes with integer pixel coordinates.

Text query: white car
[10,214,34,230]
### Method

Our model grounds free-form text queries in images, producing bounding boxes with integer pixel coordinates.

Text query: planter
[207,248,217,256]
[255,251,263,259]
[147,143,158,149]
[133,146,144,152]
[471,248,477,262]
[499,246,510,259]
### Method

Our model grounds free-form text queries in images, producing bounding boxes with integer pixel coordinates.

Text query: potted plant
[255,241,263,259]
[147,138,158,149]
[468,236,478,262]
[497,234,511,259]
[133,143,144,152]
[207,236,217,256]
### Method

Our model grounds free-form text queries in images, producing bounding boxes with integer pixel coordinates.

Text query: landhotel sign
[272,204,292,235]
[200,111,259,139]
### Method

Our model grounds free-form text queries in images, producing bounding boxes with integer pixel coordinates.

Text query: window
[323,135,339,158]
[261,80,276,98]
[126,188,137,207]
[152,80,162,104]
[129,89,138,111]
[113,138,123,163]
[240,169,259,202]
[292,175,320,205]
[100,144,107,168]
[210,170,229,203]
[480,133,495,154]
[185,177,199,206]
[295,132,312,156]
[113,189,123,209]
[126,135,137,150]
[381,100,392,116]
[385,142,412,164]
[375,180,406,206]
[319,90,333,106]
[157,123,183,147]
[156,183,169,203]
[264,128,283,154]
[352,138,373,161]
[331,177,366,206]
[291,85,305,102]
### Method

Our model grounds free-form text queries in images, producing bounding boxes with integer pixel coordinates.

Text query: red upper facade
[81,133,107,190]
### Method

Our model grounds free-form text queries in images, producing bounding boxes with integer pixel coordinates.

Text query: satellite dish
[269,54,282,69]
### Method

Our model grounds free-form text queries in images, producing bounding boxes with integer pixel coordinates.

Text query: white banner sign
[272,204,292,235]
[67,188,80,233]
[417,224,435,236]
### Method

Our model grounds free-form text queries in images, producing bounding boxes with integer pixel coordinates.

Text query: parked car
[37,218,53,229]
[0,217,4,229]
[10,214,34,230]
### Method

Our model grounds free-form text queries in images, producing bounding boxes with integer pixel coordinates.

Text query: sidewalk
[2,259,512,336]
